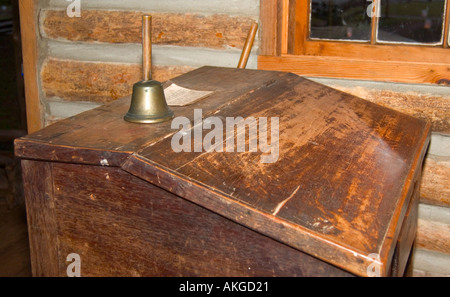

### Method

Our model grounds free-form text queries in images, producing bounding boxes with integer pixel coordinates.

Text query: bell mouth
[124,110,174,124]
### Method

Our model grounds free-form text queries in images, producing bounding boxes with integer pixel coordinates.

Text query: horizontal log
[41,58,194,103]
[409,203,450,276]
[411,268,450,277]
[40,9,257,49]
[410,248,450,277]
[415,218,450,254]
[325,85,450,135]
[420,155,450,207]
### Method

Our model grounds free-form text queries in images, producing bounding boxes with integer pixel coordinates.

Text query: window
[310,0,448,45]
[258,0,450,84]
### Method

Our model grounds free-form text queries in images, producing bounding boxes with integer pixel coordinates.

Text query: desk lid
[16,66,431,276]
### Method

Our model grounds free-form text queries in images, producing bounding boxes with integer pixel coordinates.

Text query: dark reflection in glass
[310,0,372,41]
[378,0,446,44]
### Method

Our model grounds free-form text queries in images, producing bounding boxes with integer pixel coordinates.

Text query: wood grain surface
[21,160,59,276]
[40,10,256,49]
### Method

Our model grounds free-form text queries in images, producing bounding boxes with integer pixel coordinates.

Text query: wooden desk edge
[378,120,432,276]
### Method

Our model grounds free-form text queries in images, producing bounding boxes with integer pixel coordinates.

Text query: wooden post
[19,0,41,133]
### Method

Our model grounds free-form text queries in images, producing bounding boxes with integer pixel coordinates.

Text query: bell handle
[142,15,152,81]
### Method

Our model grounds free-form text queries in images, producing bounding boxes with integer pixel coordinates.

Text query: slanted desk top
[16,66,431,277]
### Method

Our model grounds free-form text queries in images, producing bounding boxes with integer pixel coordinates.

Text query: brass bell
[124,80,174,123]
[124,15,174,124]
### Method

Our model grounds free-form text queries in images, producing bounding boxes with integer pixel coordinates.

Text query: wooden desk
[15,67,430,277]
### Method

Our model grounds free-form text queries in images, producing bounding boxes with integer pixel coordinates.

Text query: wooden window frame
[258,0,450,85]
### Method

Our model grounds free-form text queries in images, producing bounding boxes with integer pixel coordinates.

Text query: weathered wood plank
[21,160,59,276]
[259,0,281,56]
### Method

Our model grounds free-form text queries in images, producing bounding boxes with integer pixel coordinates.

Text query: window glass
[377,0,446,44]
[309,0,372,41]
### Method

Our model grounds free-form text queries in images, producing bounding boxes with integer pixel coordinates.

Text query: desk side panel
[50,162,353,277]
